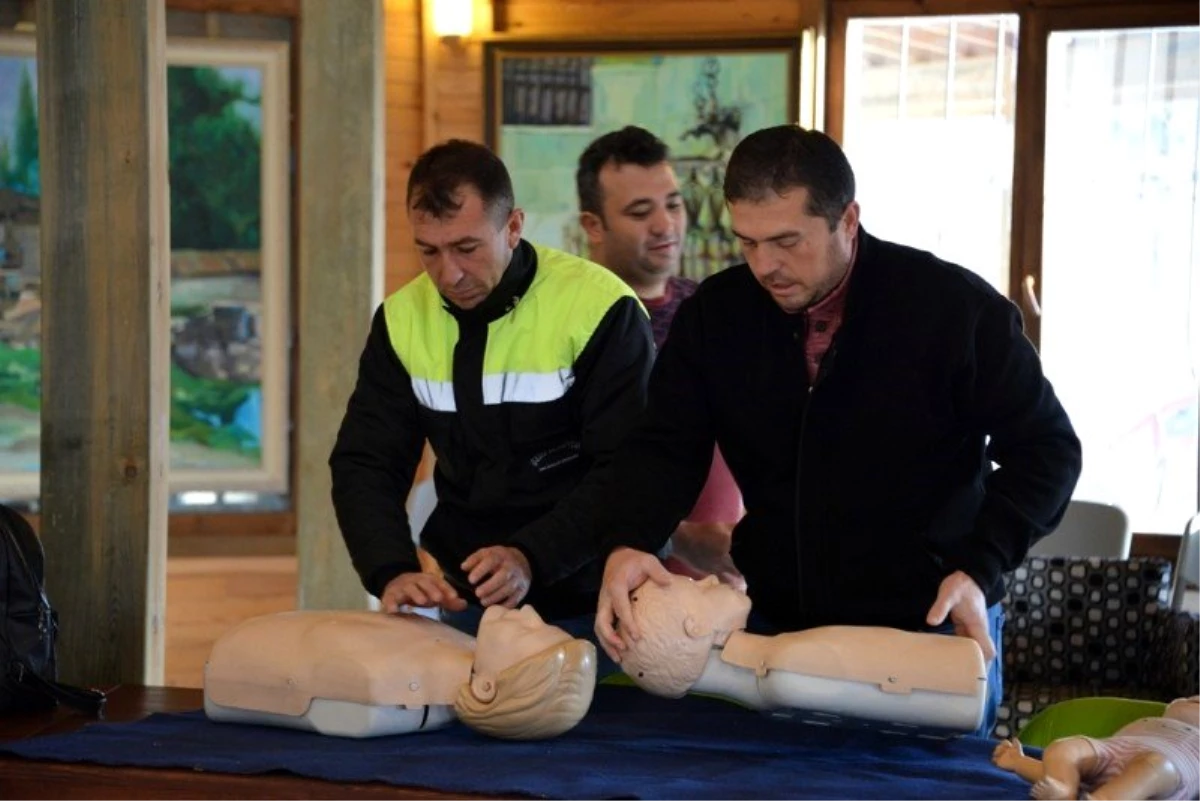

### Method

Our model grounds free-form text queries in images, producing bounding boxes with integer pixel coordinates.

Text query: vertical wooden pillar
[37,0,170,685]
[296,0,384,609]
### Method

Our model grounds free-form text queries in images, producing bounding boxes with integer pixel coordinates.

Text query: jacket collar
[443,239,537,325]
[840,226,880,325]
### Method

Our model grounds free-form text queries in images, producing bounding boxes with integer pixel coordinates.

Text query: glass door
[1037,23,1198,533]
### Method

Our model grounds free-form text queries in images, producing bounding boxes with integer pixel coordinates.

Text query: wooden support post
[37,0,170,685]
[296,0,384,609]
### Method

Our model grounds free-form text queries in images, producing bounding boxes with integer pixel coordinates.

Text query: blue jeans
[440,605,620,680]
[984,603,1006,739]
[921,603,1005,739]
[746,603,1005,739]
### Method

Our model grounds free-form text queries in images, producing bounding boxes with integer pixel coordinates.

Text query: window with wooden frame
[827,0,1199,539]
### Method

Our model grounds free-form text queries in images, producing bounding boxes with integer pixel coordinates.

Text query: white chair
[387,477,439,619]
[1172,511,1199,611]
[1028,499,1131,559]
[405,477,437,540]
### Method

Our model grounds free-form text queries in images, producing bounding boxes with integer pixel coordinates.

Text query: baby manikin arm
[204,610,476,738]
[718,626,988,734]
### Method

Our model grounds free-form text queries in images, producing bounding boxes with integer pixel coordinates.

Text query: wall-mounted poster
[485,38,799,281]
[0,34,290,499]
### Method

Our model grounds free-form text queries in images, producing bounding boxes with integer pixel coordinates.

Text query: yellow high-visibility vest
[384,244,640,412]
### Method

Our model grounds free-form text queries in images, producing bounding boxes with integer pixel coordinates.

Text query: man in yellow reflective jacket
[330,140,654,639]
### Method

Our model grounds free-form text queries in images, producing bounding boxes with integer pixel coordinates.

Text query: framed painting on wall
[0,34,291,499]
[484,38,800,281]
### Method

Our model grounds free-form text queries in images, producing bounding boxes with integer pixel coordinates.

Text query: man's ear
[579,211,605,246]
[505,207,525,249]
[841,200,861,238]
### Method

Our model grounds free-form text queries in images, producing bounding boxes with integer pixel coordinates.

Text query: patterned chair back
[992,555,1198,739]
[1003,556,1171,689]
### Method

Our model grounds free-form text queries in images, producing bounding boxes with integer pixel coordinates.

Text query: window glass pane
[907,21,950,119]
[953,20,999,116]
[859,22,904,120]
[1040,26,1199,533]
[843,15,1018,294]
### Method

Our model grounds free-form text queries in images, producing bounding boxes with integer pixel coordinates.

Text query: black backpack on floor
[0,503,106,716]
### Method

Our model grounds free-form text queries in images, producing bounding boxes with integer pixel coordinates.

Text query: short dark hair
[407,139,514,222]
[723,126,855,230]
[576,126,671,218]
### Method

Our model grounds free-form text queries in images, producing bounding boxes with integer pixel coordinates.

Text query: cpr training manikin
[205,574,988,740]
[204,605,596,740]
[618,574,989,734]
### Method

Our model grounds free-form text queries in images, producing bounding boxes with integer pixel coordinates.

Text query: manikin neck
[690,631,769,710]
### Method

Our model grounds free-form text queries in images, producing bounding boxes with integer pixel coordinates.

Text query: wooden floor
[165,556,298,688]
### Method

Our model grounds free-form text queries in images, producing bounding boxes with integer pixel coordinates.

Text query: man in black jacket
[330,140,654,638]
[589,125,1082,737]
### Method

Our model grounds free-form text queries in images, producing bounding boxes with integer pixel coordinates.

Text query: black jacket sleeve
[941,295,1082,594]
[507,295,656,584]
[595,292,722,555]
[329,306,427,597]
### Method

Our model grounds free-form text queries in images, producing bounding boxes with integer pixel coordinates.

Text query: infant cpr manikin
[619,575,989,734]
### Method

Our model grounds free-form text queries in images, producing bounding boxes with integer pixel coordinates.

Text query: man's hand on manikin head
[594,547,674,663]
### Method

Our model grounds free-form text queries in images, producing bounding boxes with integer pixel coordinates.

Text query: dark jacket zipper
[793,337,839,625]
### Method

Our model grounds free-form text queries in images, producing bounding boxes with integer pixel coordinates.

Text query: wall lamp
[432,0,473,39]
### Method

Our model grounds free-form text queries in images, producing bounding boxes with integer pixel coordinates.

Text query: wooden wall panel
[165,556,298,687]
[385,0,424,292]
[496,0,804,35]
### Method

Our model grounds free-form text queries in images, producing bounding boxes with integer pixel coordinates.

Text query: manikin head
[620,575,752,698]
[454,605,597,740]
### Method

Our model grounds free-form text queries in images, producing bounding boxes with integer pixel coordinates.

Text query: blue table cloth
[2,685,1031,799]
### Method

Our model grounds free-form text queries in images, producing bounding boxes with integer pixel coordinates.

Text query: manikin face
[471,605,572,696]
[411,187,524,310]
[729,188,859,314]
[581,161,687,297]
[684,575,753,637]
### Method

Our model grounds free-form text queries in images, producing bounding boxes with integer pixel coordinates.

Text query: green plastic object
[599,672,637,687]
[1016,697,1167,749]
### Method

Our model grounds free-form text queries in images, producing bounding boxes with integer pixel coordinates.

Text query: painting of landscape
[487,40,798,281]
[0,36,290,498]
